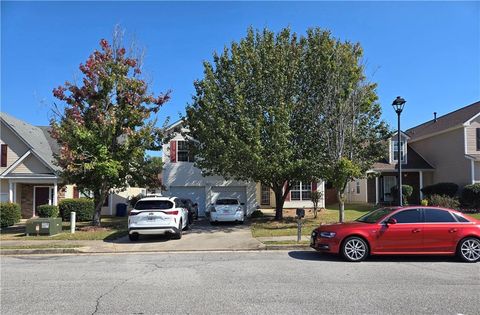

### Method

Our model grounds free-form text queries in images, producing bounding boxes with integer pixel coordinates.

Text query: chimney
[433,112,437,122]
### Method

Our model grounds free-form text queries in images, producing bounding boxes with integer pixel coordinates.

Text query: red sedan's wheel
[342,236,369,262]
[457,237,480,263]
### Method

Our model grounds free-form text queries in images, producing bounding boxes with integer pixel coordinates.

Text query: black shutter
[1,144,7,167]
[477,128,480,151]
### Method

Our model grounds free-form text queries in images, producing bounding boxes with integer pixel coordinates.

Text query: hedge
[59,198,94,222]
[427,194,460,209]
[461,183,480,209]
[0,202,21,227]
[421,182,458,198]
[37,205,59,218]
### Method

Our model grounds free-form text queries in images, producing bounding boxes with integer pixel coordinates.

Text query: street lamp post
[392,96,406,206]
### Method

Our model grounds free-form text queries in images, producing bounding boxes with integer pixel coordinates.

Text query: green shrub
[36,205,59,218]
[391,185,413,205]
[0,202,21,227]
[461,184,480,209]
[59,198,94,222]
[250,210,264,218]
[427,194,460,209]
[420,199,428,206]
[421,182,458,197]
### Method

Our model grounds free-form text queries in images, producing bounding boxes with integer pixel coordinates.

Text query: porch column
[8,180,14,203]
[375,177,379,205]
[53,180,58,206]
[419,171,423,200]
[109,192,113,216]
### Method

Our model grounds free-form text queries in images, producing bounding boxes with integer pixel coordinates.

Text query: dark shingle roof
[0,112,59,171]
[372,145,434,171]
[406,101,480,141]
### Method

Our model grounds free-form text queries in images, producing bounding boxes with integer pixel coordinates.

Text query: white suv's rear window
[135,200,174,210]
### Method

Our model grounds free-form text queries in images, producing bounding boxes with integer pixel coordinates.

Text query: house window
[392,141,405,162]
[356,181,361,194]
[290,182,311,201]
[177,141,194,162]
[261,184,270,205]
[476,128,480,151]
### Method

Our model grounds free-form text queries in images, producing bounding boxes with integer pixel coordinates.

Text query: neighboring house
[161,121,257,216]
[161,121,325,215]
[0,112,145,218]
[345,100,480,205]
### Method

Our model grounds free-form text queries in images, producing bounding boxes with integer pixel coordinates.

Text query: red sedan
[310,206,480,262]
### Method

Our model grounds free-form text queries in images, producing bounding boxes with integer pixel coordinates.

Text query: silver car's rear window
[216,199,239,205]
[135,200,174,210]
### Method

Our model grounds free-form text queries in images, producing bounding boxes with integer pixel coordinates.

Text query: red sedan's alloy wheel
[342,237,369,262]
[458,238,480,262]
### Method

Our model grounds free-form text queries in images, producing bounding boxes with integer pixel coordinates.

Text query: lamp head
[392,96,406,113]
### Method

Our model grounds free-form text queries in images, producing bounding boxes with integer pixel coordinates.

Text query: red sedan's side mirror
[386,218,397,225]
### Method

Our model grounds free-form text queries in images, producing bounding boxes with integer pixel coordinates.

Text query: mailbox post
[296,208,305,243]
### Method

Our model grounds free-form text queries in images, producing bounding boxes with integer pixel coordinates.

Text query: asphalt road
[1,251,479,315]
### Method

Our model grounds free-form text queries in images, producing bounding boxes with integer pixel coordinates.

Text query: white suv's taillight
[236,207,243,212]
[129,211,139,216]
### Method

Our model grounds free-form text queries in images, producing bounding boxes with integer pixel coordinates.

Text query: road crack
[91,263,164,315]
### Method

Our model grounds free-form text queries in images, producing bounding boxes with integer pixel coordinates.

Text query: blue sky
[2,1,479,135]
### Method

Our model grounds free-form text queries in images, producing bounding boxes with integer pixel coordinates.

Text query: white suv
[128,196,189,241]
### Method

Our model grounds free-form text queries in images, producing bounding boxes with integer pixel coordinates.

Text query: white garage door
[166,186,206,216]
[211,186,247,205]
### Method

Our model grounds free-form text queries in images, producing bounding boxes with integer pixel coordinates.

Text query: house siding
[346,178,368,203]
[410,127,471,187]
[11,154,51,174]
[0,121,28,172]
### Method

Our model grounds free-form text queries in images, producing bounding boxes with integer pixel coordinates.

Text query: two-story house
[161,121,258,216]
[345,100,480,205]
[0,112,146,218]
[161,121,326,215]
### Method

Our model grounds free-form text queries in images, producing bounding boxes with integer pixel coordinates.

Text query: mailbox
[296,208,305,218]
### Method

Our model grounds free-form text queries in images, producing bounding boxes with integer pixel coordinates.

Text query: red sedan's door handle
[412,228,421,233]
[449,228,458,233]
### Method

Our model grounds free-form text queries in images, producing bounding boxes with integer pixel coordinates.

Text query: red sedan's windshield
[355,208,396,223]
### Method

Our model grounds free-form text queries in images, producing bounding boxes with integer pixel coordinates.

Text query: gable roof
[0,112,59,172]
[406,101,480,141]
[372,145,434,171]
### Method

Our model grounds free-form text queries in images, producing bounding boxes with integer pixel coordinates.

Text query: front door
[374,209,424,253]
[383,176,396,202]
[34,187,51,216]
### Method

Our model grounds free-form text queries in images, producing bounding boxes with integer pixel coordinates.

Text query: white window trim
[356,181,361,195]
[390,139,408,165]
[290,181,312,201]
[176,140,193,163]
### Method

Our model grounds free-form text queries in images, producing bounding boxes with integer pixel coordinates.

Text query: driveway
[82,218,265,253]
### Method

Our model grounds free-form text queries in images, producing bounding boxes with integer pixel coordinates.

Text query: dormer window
[391,138,407,164]
[177,140,194,162]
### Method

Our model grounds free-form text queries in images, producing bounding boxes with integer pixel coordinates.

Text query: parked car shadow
[288,250,460,263]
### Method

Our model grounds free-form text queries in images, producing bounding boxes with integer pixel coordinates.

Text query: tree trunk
[92,189,109,226]
[337,191,345,223]
[273,187,285,220]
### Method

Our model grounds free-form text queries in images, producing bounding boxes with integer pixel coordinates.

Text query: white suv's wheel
[457,237,480,263]
[342,236,369,262]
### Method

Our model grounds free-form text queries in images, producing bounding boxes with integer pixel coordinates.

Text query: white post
[53,180,58,206]
[70,212,76,234]
[8,180,13,203]
[109,192,113,216]
[375,177,379,205]
[419,171,423,200]
[471,160,475,184]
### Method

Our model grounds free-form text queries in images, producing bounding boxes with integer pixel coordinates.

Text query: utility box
[26,218,62,236]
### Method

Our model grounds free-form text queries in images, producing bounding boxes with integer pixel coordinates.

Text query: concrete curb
[1,248,82,255]
[264,244,312,251]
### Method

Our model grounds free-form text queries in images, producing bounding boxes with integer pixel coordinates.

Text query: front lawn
[0,216,127,241]
[251,203,375,238]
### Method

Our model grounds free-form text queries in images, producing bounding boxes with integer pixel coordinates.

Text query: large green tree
[51,38,169,226]
[299,29,389,222]
[186,28,315,220]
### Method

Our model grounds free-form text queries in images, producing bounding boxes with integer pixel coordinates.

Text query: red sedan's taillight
[163,210,179,215]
